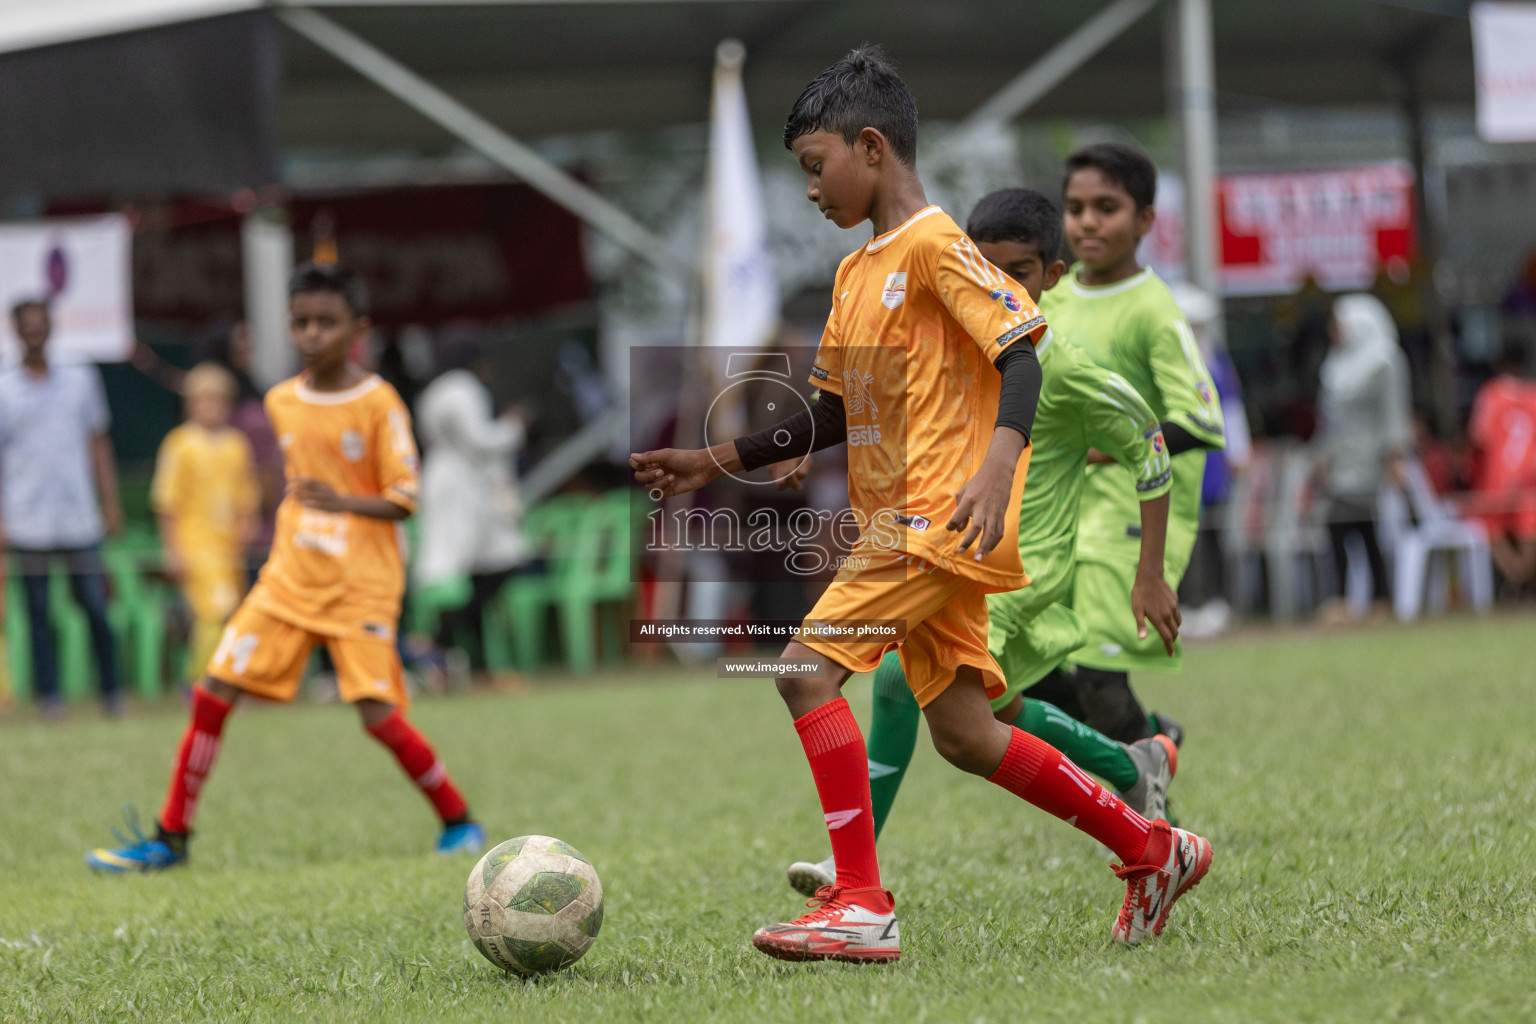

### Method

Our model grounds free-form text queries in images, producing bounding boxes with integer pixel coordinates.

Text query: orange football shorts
[207,602,409,708]
[798,550,1005,708]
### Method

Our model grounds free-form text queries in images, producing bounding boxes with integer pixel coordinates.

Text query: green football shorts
[985,601,1087,712]
[1067,559,1184,674]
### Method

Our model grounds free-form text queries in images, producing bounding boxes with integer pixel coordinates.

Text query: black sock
[1020,667,1089,722]
[1071,667,1154,743]
[155,825,190,853]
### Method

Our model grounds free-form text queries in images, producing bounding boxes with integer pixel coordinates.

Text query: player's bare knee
[202,677,241,704]
[775,673,838,709]
[355,698,396,727]
[928,721,994,776]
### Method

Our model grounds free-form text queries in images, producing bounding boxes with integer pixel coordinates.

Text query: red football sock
[988,726,1158,866]
[158,686,234,834]
[366,710,469,823]
[795,698,883,894]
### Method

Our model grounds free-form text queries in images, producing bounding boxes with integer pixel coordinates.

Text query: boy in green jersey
[1032,143,1225,746]
[787,188,1182,896]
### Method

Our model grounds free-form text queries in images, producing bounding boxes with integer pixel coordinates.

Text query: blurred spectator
[1412,408,1460,496]
[1170,282,1249,637]
[207,322,282,566]
[1312,293,1413,621]
[0,300,124,717]
[414,336,533,671]
[1465,340,1536,588]
[152,363,259,688]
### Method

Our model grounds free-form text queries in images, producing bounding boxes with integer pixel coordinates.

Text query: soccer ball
[463,835,604,975]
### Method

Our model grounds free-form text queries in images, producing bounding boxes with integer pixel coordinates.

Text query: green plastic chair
[492,495,593,672]
[102,530,174,698]
[494,491,639,675]
[3,573,31,701]
[410,575,473,641]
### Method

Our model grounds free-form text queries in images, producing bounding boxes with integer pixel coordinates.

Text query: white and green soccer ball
[463,835,604,975]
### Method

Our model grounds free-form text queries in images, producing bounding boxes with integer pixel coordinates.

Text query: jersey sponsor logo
[843,369,882,446]
[988,286,1023,313]
[880,271,907,310]
[996,315,1046,348]
[894,514,930,531]
[847,424,882,446]
[843,370,878,419]
[341,430,366,462]
[293,508,350,556]
[810,364,829,381]
[1148,428,1166,455]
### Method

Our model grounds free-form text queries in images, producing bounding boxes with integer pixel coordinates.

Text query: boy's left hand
[1132,571,1181,656]
[948,460,1012,559]
[292,477,346,512]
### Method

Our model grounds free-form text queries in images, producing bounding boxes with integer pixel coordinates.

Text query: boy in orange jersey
[153,363,260,687]
[87,264,483,871]
[632,48,1211,962]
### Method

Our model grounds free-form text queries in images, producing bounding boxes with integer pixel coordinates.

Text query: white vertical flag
[703,38,780,349]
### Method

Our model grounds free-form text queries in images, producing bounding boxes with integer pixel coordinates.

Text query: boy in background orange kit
[153,363,259,687]
[87,263,483,871]
[633,48,1211,963]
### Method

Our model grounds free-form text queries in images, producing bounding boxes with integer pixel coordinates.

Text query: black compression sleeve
[993,341,1042,443]
[734,392,847,472]
[1160,421,1211,455]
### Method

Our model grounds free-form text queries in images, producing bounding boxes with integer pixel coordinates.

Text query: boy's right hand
[630,448,718,498]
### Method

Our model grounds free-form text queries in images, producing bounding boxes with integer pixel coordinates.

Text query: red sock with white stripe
[366,709,469,823]
[158,686,234,834]
[988,726,1158,866]
[794,698,884,895]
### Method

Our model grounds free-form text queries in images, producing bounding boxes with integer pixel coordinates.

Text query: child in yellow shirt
[152,363,259,684]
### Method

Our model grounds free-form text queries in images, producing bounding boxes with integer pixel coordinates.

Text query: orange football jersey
[810,205,1046,591]
[249,374,418,639]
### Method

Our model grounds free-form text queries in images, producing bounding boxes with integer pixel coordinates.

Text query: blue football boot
[436,820,486,856]
[86,806,188,873]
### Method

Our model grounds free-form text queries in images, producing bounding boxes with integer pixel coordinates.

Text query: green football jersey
[987,329,1171,637]
[1039,265,1224,574]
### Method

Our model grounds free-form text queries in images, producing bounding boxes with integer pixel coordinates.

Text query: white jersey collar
[294,373,382,405]
[865,206,943,254]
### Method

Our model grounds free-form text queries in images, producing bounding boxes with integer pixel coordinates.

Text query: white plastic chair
[1388,458,1494,621]
[1262,443,1332,621]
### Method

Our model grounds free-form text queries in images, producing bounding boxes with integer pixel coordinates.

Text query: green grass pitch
[2,615,1534,1022]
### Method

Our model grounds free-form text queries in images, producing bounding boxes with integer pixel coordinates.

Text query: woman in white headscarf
[414,335,531,665]
[1313,293,1413,616]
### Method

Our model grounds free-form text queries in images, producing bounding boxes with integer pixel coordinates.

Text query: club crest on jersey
[881,271,907,310]
[988,287,1023,313]
[1197,382,1214,406]
[340,430,366,462]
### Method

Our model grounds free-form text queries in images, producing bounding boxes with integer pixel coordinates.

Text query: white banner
[1139,164,1415,296]
[703,38,779,350]
[1472,2,1536,143]
[0,215,134,366]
